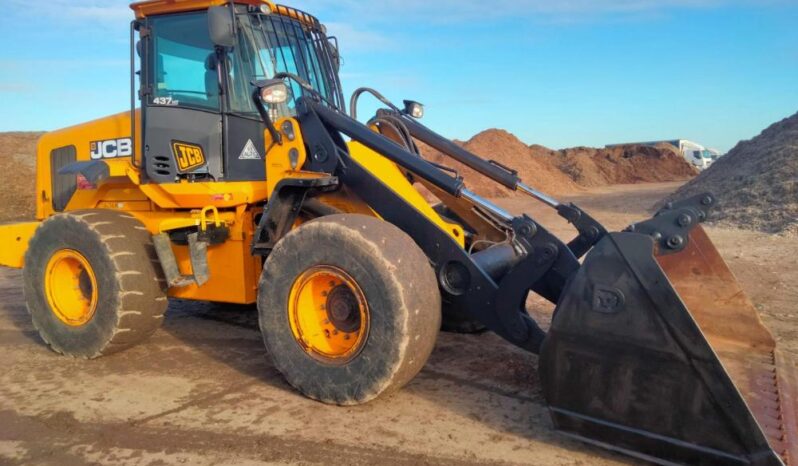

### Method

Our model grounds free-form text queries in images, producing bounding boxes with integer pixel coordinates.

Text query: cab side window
[150,13,220,111]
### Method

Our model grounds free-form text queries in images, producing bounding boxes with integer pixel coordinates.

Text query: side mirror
[208,6,236,48]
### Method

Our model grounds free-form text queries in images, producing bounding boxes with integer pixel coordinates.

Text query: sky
[1,0,796,152]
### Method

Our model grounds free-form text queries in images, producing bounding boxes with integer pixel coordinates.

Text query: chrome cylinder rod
[517,182,561,209]
[461,189,515,223]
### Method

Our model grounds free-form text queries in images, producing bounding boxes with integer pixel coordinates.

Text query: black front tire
[258,214,441,405]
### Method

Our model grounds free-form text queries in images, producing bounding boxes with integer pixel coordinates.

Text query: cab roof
[130,0,321,29]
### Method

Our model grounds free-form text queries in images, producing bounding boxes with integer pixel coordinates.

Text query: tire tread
[24,210,167,358]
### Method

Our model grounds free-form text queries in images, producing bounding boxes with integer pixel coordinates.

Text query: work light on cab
[403,100,424,119]
[259,80,290,105]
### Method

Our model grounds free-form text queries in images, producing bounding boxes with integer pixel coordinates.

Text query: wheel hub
[44,249,98,327]
[326,285,361,333]
[288,266,370,364]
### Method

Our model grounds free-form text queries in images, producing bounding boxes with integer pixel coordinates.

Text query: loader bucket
[539,225,797,466]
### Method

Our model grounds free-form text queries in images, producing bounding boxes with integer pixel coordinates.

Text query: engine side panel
[35,111,140,219]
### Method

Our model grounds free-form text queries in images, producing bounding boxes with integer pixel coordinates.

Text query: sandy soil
[2,182,796,465]
[0,132,41,222]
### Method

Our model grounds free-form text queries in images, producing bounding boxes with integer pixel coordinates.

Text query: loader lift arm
[363,89,610,259]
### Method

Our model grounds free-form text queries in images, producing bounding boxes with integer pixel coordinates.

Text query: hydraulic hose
[350,87,565,211]
[369,114,419,155]
[350,87,401,121]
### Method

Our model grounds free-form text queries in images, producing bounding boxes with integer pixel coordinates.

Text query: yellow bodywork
[2,107,463,305]
[348,142,465,243]
[0,222,40,268]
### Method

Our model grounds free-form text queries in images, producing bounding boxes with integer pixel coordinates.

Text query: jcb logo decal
[91,138,132,160]
[171,141,206,173]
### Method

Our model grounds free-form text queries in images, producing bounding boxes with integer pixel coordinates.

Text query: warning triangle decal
[238,139,261,160]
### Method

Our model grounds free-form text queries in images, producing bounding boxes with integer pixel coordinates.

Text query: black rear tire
[258,214,441,405]
[23,210,167,358]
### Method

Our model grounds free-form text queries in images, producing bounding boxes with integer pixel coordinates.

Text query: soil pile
[659,112,798,235]
[419,129,579,198]
[463,130,580,196]
[551,143,697,188]
[0,132,42,222]
[419,129,696,199]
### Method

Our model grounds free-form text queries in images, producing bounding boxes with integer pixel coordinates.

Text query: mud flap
[539,227,796,466]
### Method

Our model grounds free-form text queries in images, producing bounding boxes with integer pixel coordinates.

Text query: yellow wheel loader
[0,1,795,464]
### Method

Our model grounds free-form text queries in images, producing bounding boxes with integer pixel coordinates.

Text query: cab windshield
[227,9,344,118]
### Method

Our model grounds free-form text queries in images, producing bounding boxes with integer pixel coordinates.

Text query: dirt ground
[2,182,796,465]
[0,132,41,222]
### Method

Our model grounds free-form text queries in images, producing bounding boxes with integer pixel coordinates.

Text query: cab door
[141,12,224,183]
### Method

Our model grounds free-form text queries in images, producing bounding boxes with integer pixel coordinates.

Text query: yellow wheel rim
[288,266,369,364]
[45,250,98,327]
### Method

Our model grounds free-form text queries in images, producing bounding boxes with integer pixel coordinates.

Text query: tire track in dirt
[2,409,511,466]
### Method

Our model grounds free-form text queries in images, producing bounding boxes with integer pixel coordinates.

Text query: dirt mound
[0,132,42,222]
[659,112,798,235]
[528,144,555,157]
[419,129,579,198]
[552,144,697,188]
[549,146,606,188]
[419,129,696,199]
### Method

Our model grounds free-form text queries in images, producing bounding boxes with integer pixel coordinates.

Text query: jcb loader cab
[0,1,794,464]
